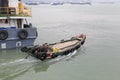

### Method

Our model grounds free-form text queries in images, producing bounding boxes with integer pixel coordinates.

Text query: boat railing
[0,6,32,17]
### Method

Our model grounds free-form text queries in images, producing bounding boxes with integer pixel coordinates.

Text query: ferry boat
[0,0,37,49]
[21,34,86,61]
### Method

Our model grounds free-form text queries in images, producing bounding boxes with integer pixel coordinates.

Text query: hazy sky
[23,0,120,3]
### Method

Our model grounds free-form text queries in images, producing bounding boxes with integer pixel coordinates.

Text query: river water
[0,4,120,80]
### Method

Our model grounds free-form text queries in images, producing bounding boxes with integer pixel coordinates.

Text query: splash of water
[0,58,38,67]
[47,50,77,64]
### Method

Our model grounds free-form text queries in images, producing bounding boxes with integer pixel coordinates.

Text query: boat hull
[21,34,86,61]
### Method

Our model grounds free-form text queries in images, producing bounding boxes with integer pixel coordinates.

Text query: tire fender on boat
[0,30,8,40]
[18,29,28,40]
[21,47,29,52]
[51,53,58,58]
[37,52,47,61]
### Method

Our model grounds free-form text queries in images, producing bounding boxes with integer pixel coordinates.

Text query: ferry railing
[0,6,32,17]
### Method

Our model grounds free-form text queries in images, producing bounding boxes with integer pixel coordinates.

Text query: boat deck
[52,40,78,49]
[49,38,82,52]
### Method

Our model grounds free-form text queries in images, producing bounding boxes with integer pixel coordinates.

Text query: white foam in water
[0,58,38,67]
[67,50,77,57]
[48,50,77,63]
[0,59,24,66]
[0,51,77,67]
[64,50,77,61]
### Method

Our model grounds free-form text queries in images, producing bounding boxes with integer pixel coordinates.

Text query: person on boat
[31,45,39,54]
[32,43,48,55]
[39,43,48,53]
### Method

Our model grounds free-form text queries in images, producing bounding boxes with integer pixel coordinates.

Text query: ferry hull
[0,28,37,49]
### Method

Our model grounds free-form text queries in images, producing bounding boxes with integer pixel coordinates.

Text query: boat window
[0,19,9,27]
[0,19,8,23]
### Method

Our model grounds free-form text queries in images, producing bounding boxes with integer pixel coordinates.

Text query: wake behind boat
[21,34,86,61]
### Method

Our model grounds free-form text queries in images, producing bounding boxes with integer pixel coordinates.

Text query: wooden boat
[21,34,86,61]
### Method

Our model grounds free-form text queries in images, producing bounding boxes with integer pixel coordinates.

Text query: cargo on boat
[21,34,86,61]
